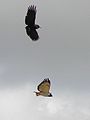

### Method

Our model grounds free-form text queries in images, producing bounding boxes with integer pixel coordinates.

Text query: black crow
[25,5,40,41]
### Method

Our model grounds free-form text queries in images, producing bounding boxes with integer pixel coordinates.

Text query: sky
[0,0,90,120]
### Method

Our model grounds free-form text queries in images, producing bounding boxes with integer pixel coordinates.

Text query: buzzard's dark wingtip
[48,93,53,97]
[43,78,50,84]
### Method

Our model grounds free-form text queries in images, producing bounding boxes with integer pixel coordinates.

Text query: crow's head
[35,24,40,29]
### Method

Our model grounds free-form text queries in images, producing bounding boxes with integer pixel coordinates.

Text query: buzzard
[34,78,52,97]
[25,5,40,41]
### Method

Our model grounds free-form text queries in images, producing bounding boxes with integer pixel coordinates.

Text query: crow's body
[25,5,40,41]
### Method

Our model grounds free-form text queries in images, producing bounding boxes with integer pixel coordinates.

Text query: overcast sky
[0,0,90,120]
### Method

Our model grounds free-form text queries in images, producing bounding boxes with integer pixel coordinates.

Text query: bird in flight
[34,78,52,97]
[25,5,40,41]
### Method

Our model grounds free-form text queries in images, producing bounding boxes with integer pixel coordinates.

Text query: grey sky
[0,0,90,119]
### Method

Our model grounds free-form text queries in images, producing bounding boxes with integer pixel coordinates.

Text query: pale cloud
[47,100,59,114]
[37,94,90,120]
[0,84,36,120]
[0,84,90,120]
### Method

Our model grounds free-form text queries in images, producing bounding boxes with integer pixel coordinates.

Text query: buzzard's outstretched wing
[25,26,39,41]
[37,79,51,93]
[25,5,36,26]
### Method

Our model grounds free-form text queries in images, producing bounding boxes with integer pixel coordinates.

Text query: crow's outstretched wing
[37,79,51,93]
[25,26,39,41]
[25,5,36,26]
